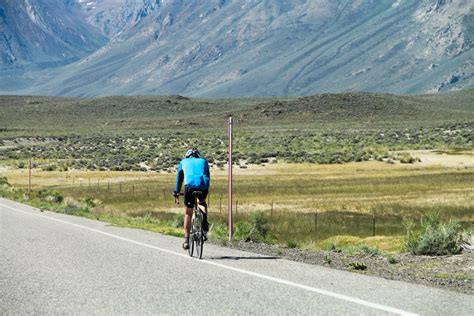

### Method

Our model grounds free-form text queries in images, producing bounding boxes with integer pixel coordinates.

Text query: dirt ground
[222,239,474,295]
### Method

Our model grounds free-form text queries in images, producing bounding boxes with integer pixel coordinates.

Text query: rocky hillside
[0,0,106,67]
[1,0,473,96]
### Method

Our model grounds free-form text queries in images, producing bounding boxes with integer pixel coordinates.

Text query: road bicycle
[188,191,205,259]
[176,191,205,259]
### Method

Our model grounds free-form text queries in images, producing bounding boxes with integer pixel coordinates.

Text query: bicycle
[189,191,205,259]
[176,191,206,259]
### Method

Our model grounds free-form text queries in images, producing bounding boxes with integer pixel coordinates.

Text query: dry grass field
[2,150,472,247]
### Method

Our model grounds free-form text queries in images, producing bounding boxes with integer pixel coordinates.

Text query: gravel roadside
[210,240,474,295]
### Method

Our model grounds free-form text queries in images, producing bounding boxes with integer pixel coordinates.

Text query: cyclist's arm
[175,161,184,194]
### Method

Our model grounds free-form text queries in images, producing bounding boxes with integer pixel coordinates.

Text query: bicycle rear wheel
[196,232,204,259]
[188,230,195,257]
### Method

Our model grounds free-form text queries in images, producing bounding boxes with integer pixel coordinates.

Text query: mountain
[1,0,473,97]
[77,0,160,38]
[0,0,108,90]
[0,0,107,67]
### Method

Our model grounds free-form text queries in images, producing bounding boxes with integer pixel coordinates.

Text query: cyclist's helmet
[185,148,201,158]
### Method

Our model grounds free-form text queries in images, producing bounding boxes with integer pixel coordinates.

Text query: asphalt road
[1,198,473,315]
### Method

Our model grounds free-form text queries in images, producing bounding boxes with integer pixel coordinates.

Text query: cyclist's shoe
[182,237,190,250]
[203,231,208,241]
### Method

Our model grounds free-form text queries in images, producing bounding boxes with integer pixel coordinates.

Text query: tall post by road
[228,116,234,241]
[28,158,32,199]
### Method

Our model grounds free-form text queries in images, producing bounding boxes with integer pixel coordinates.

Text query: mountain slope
[0,0,107,67]
[0,0,108,91]
[3,0,474,96]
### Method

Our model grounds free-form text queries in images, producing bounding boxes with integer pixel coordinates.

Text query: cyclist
[174,148,210,250]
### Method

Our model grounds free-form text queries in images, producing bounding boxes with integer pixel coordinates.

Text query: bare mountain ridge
[1,0,473,96]
[0,0,106,67]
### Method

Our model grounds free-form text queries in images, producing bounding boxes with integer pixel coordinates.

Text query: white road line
[1,201,418,316]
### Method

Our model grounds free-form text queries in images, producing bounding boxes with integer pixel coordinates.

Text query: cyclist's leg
[197,190,209,232]
[184,206,193,237]
[183,187,195,249]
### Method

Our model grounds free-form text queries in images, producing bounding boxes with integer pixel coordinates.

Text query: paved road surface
[1,198,473,315]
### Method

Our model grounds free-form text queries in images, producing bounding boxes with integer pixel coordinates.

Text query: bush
[209,222,228,242]
[349,261,367,270]
[63,197,82,213]
[0,176,10,187]
[42,164,57,171]
[246,212,270,243]
[83,197,100,208]
[172,213,184,228]
[36,189,63,203]
[399,153,416,164]
[405,213,469,255]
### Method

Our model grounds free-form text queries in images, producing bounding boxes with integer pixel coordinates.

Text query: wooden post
[119,183,122,193]
[220,194,222,213]
[271,201,274,218]
[228,116,234,241]
[28,159,32,199]
[146,186,149,197]
[236,200,238,217]
[315,212,319,241]
[372,210,376,237]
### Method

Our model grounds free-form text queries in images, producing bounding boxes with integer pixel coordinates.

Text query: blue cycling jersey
[175,157,210,192]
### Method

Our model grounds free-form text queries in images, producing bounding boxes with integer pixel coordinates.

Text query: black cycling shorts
[184,187,208,208]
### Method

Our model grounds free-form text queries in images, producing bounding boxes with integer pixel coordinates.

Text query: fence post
[132,184,135,195]
[372,210,376,237]
[119,183,122,193]
[315,212,319,241]
[220,194,222,213]
[147,186,149,197]
[107,181,110,192]
[28,158,32,199]
[271,201,274,218]
[89,177,91,187]
[236,200,238,217]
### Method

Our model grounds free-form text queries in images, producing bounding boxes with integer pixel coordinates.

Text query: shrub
[399,153,416,164]
[0,176,10,187]
[405,213,469,255]
[63,197,82,213]
[172,213,184,228]
[232,212,271,243]
[349,261,367,270]
[36,189,63,203]
[246,212,269,243]
[209,222,228,243]
[83,197,101,208]
[42,164,57,171]
[343,244,380,256]
[387,255,398,264]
